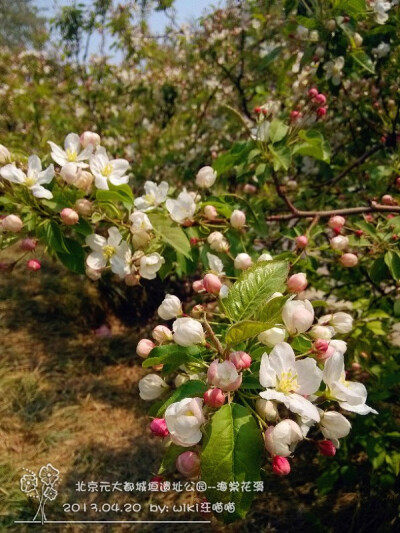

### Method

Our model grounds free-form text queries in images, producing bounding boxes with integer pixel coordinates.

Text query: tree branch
[266,203,400,221]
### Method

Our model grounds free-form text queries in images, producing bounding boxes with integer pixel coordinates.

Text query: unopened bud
[176,451,200,477]
[136,339,155,359]
[287,273,308,293]
[229,351,252,370]
[340,253,358,267]
[272,456,291,475]
[317,440,336,456]
[27,259,41,271]
[203,273,222,295]
[2,214,23,232]
[203,388,225,408]
[60,208,79,225]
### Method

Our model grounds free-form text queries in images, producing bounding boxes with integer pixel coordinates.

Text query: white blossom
[89,146,129,190]
[48,133,93,168]
[86,227,131,278]
[134,181,169,211]
[165,397,205,447]
[166,191,196,224]
[1,156,54,199]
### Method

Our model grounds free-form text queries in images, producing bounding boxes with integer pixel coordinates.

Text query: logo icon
[20,464,60,523]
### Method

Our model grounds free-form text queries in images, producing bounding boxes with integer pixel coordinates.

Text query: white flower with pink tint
[207,360,242,391]
[264,419,303,457]
[165,397,205,446]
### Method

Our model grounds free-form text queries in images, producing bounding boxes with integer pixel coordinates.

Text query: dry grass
[0,251,398,533]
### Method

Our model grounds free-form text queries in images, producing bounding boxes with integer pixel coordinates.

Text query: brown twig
[266,203,400,221]
[203,314,224,357]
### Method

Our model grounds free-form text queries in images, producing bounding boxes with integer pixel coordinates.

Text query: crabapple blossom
[323,352,377,414]
[134,181,169,211]
[323,56,345,85]
[204,205,218,219]
[192,280,205,293]
[309,325,334,340]
[329,339,347,354]
[196,166,217,188]
[319,312,353,334]
[203,273,222,295]
[139,374,168,401]
[60,208,79,226]
[256,398,278,421]
[164,397,205,446]
[139,253,165,280]
[319,410,351,447]
[136,339,155,359]
[75,198,93,216]
[230,209,246,229]
[330,236,349,250]
[243,184,257,194]
[86,227,131,278]
[207,231,229,252]
[48,133,93,168]
[287,273,308,293]
[27,259,41,271]
[80,131,101,148]
[150,418,169,437]
[166,191,196,224]
[207,360,242,391]
[152,325,173,344]
[282,298,314,335]
[204,388,225,408]
[264,419,303,457]
[229,351,252,370]
[74,170,93,192]
[259,342,322,421]
[2,214,23,232]
[176,451,201,477]
[272,456,291,476]
[89,146,130,190]
[371,0,392,24]
[234,253,252,270]
[130,211,153,233]
[372,42,391,57]
[60,162,81,184]
[173,317,205,346]
[258,327,286,347]
[328,215,346,230]
[85,267,101,281]
[158,294,182,320]
[1,156,54,199]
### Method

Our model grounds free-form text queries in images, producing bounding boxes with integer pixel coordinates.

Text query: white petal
[339,402,378,415]
[30,185,53,199]
[109,175,129,186]
[110,159,129,176]
[295,358,322,395]
[77,144,93,161]
[28,155,42,175]
[94,175,109,190]
[107,227,123,247]
[0,164,26,183]
[48,141,68,166]
[269,342,296,375]
[86,252,107,270]
[36,165,55,185]
[259,353,277,388]
[323,352,344,386]
[287,393,320,422]
[86,233,106,252]
[64,133,81,153]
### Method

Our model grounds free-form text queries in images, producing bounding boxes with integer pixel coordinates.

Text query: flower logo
[19,464,60,523]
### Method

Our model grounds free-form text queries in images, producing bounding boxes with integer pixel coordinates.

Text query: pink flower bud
[272,456,291,476]
[328,215,345,230]
[2,214,23,232]
[234,253,252,270]
[207,360,242,391]
[229,351,252,371]
[27,259,41,271]
[316,344,335,362]
[150,418,169,437]
[80,131,101,148]
[192,279,205,293]
[136,339,155,359]
[152,325,172,344]
[203,273,222,295]
[19,238,37,251]
[317,106,327,117]
[308,88,319,98]
[317,440,336,456]
[290,110,301,121]
[243,184,257,194]
[203,388,225,408]
[287,273,308,293]
[340,253,358,267]
[230,209,246,229]
[191,304,205,318]
[315,93,327,105]
[313,339,329,353]
[382,194,394,205]
[75,198,93,216]
[295,235,308,248]
[204,205,218,220]
[94,324,112,337]
[176,451,201,478]
[60,208,79,226]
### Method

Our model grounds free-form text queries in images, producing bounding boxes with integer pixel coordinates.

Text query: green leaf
[292,130,331,163]
[56,238,85,274]
[351,50,375,74]
[256,294,290,322]
[96,184,134,209]
[201,403,264,522]
[155,380,207,417]
[225,320,272,346]
[269,119,289,144]
[224,261,289,321]
[335,0,366,18]
[269,144,291,171]
[369,256,389,283]
[147,212,192,259]
[259,46,283,70]
[384,251,400,281]
[143,344,203,374]
[284,0,298,15]
[296,15,317,29]
[108,182,134,206]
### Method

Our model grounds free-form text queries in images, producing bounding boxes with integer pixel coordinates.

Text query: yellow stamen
[66,148,77,162]
[102,163,113,177]
[102,245,116,259]
[277,370,298,393]
[25,177,36,187]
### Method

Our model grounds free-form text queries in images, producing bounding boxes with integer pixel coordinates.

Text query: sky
[34,0,220,61]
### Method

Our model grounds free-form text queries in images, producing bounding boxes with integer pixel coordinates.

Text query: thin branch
[203,314,224,357]
[266,203,400,221]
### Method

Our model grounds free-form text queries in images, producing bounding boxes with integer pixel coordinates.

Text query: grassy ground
[0,250,399,532]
